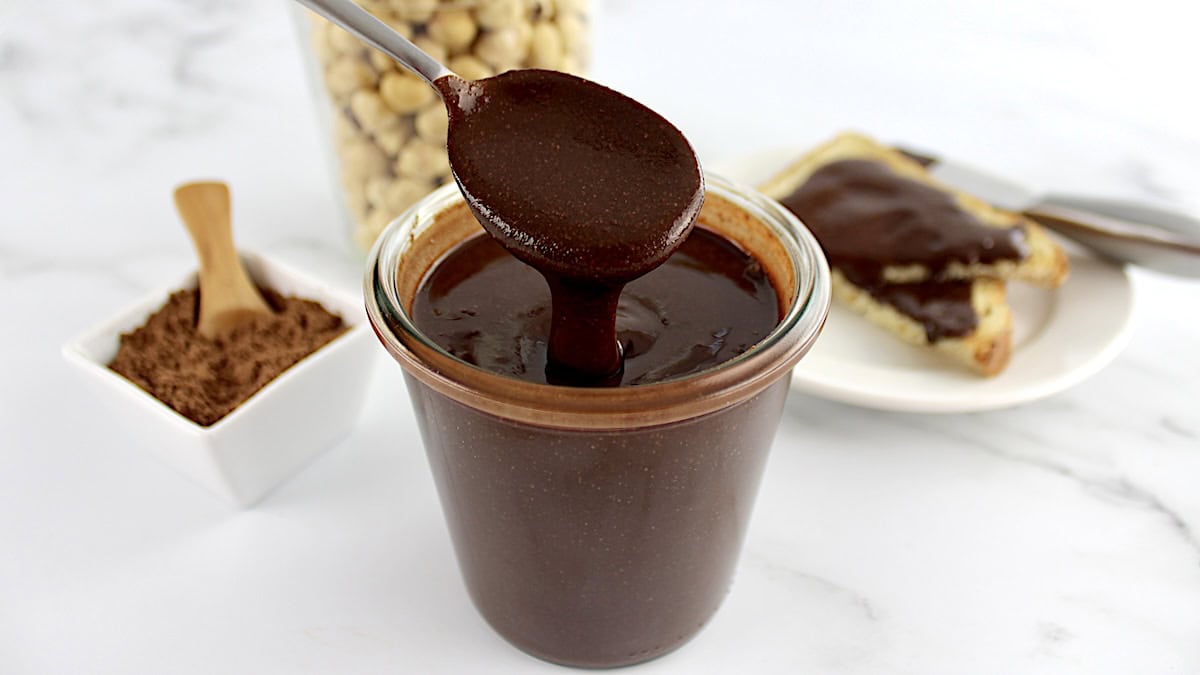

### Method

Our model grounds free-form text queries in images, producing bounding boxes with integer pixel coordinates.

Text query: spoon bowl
[438,70,704,284]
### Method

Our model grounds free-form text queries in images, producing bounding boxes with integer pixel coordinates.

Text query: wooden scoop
[174,181,272,339]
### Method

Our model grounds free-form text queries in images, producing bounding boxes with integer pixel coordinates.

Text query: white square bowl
[62,251,377,507]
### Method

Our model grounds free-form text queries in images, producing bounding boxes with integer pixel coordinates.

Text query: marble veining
[907,414,1200,558]
[1,0,1198,673]
[1163,417,1196,440]
[746,551,880,622]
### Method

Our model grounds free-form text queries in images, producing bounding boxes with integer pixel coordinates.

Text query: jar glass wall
[364,176,831,666]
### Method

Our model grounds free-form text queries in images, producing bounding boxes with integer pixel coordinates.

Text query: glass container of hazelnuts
[293,0,591,251]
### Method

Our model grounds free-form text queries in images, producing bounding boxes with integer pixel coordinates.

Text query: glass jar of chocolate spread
[365,176,830,667]
[292,0,591,251]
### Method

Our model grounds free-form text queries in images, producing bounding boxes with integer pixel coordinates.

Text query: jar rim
[364,174,831,430]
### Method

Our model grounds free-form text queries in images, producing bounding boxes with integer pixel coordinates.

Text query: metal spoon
[293,0,452,85]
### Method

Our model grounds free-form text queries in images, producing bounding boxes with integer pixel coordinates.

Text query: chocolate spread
[841,268,977,342]
[436,70,704,382]
[779,159,1025,341]
[412,228,779,386]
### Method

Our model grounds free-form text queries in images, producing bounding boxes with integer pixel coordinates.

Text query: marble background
[2,0,1198,672]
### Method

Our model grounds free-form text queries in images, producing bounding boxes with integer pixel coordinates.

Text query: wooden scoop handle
[174,181,272,339]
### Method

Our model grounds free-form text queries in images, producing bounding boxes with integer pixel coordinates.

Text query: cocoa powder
[108,289,348,426]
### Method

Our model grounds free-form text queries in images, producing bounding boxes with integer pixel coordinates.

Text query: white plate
[712,152,1137,413]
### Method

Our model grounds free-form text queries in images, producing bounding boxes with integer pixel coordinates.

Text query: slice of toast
[830,269,1012,376]
[760,131,1069,287]
[759,131,1035,376]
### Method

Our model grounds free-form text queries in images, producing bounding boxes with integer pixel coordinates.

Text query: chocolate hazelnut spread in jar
[293,0,591,250]
[366,177,830,667]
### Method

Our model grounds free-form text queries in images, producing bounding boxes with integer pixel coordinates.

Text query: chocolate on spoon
[296,0,704,383]
[174,181,272,340]
[437,71,703,382]
[436,72,703,284]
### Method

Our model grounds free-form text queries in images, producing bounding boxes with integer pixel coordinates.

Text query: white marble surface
[2,0,1199,672]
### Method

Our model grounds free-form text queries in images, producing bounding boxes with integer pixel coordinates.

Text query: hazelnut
[332,112,363,144]
[368,49,396,74]
[379,71,435,114]
[365,176,393,208]
[556,0,588,16]
[474,25,531,71]
[324,57,376,99]
[473,0,524,30]
[427,9,478,54]
[413,35,448,65]
[527,23,563,69]
[327,23,364,56]
[559,54,584,75]
[350,89,400,133]
[447,54,494,80]
[362,208,396,245]
[373,125,411,157]
[310,20,335,63]
[529,0,557,21]
[556,13,588,55]
[414,104,449,144]
[389,0,437,23]
[339,139,389,180]
[379,177,434,214]
[395,139,450,180]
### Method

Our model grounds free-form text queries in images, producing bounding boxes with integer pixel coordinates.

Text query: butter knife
[898,148,1200,278]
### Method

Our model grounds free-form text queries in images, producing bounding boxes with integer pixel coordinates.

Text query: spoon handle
[293,0,454,85]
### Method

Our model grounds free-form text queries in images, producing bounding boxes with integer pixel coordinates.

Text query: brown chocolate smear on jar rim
[435,70,704,383]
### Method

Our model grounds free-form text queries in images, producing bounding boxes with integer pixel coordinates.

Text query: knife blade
[899,149,1200,278]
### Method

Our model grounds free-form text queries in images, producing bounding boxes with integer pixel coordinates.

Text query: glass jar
[293,0,591,251]
[365,175,832,667]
